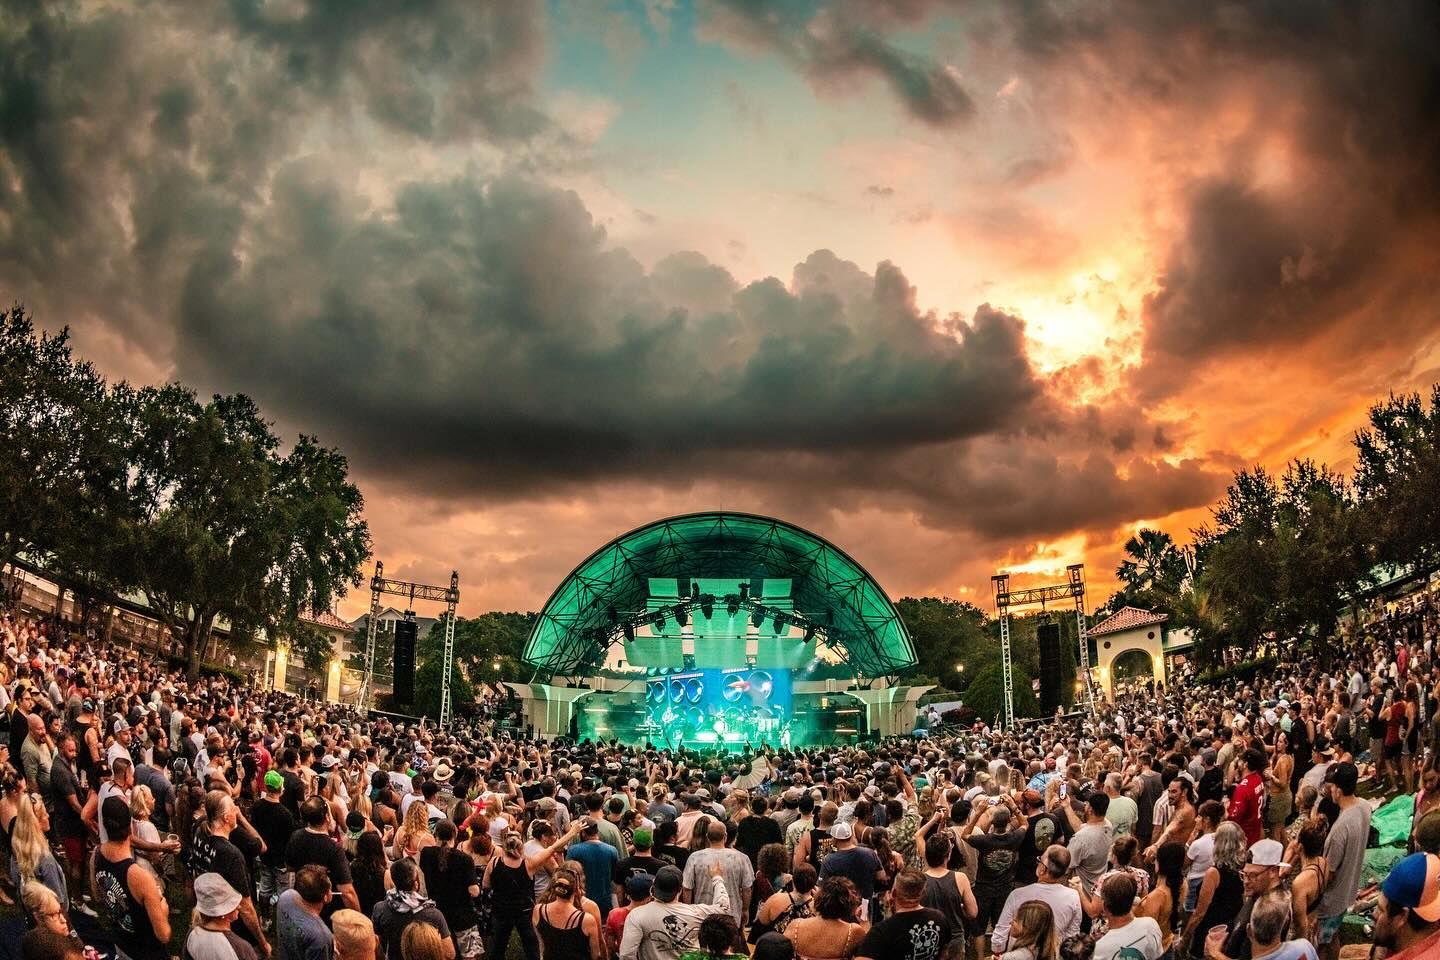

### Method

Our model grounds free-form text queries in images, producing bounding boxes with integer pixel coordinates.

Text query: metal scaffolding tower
[990,563,1096,727]
[359,561,461,724]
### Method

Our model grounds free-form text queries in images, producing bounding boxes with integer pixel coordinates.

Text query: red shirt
[1228,771,1265,845]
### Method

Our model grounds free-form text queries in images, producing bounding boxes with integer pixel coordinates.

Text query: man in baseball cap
[619,864,732,960]
[1375,852,1440,959]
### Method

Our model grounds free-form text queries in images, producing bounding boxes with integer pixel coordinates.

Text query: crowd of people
[0,593,1438,960]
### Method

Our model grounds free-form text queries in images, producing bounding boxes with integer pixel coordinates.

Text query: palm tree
[1116,529,1186,595]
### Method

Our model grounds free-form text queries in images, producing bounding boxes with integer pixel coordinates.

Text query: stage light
[689,580,700,599]
[653,609,668,631]
[738,582,750,602]
[726,596,740,617]
[700,595,714,618]
[607,605,618,624]
[802,625,816,643]
[623,623,635,642]
[674,606,689,628]
[772,612,787,633]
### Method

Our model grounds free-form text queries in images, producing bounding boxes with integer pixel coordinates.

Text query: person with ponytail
[487,821,586,960]
[421,820,484,960]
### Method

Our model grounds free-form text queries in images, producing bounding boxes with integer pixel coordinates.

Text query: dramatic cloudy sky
[4,0,1439,616]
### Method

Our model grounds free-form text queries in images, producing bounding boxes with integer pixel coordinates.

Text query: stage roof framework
[523,513,915,680]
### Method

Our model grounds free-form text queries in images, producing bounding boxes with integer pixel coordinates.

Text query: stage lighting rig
[750,606,767,628]
[699,594,715,619]
[726,595,741,617]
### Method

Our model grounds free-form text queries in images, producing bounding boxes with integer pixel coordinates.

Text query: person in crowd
[1313,762,1370,960]
[538,868,606,960]
[1228,750,1268,848]
[683,819,755,926]
[853,870,950,960]
[1091,873,1165,960]
[485,820,583,960]
[992,845,1082,953]
[1137,842,1185,957]
[190,790,271,956]
[276,867,336,960]
[1217,839,1289,960]
[815,821,877,922]
[1371,852,1440,960]
[1185,822,1248,959]
[1283,818,1329,945]
[401,925,446,960]
[9,775,66,909]
[570,817,622,919]
[288,796,361,913]
[676,914,747,960]
[754,862,817,941]
[614,828,666,906]
[1186,801,1226,913]
[20,881,71,939]
[187,872,260,960]
[94,796,171,960]
[372,859,455,960]
[782,877,868,960]
[333,910,380,960]
[995,902,1059,960]
[961,793,1026,950]
[609,875,655,954]
[20,929,83,960]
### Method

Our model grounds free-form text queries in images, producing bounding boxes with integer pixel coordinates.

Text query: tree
[961,661,1039,728]
[127,386,370,678]
[0,307,118,594]
[1354,387,1440,571]
[406,612,535,717]
[895,597,991,685]
[1117,529,1187,595]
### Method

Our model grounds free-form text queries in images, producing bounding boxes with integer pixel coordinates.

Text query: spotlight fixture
[750,606,767,628]
[623,622,635,643]
[699,594,715,619]
[674,605,689,628]
[738,582,750,602]
[653,609,668,631]
[726,595,741,617]
[772,611,787,633]
[802,625,817,644]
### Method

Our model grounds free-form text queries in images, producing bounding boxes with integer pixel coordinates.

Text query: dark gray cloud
[697,0,974,127]
[174,168,1044,494]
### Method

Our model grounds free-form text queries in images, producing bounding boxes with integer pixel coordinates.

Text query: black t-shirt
[48,755,87,837]
[856,907,952,960]
[612,853,666,887]
[1198,767,1225,806]
[736,815,783,865]
[968,828,1025,894]
[655,843,689,871]
[285,828,353,885]
[190,829,260,946]
[279,770,305,818]
[1369,694,1388,738]
[251,797,297,868]
[419,846,479,932]
[1016,813,1061,881]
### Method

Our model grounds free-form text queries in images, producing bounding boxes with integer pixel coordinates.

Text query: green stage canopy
[523,512,915,678]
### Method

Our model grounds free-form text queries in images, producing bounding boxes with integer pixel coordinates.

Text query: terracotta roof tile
[1089,606,1169,638]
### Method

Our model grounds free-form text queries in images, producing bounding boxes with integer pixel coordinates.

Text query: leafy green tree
[406,612,535,716]
[1117,529,1187,596]
[961,661,1039,727]
[895,597,992,685]
[127,386,371,678]
[0,307,120,599]
[1354,387,1440,570]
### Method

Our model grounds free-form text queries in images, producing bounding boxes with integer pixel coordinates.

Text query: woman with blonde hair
[8,781,66,909]
[129,785,169,879]
[997,901,1058,960]
[394,796,438,863]
[401,921,447,960]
